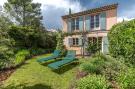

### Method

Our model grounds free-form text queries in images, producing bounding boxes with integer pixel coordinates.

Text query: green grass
[1,54,82,89]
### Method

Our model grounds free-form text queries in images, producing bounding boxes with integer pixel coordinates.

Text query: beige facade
[62,4,118,55]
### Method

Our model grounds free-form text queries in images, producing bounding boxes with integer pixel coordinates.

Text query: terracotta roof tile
[62,3,118,19]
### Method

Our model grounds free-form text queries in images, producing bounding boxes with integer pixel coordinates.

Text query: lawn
[1,54,83,89]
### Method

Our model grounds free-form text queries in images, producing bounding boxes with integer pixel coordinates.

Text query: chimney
[69,8,71,15]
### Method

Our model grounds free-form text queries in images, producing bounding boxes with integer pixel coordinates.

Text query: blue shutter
[79,38,83,46]
[67,19,71,33]
[100,12,106,30]
[85,16,91,31]
[79,16,83,32]
[68,38,73,46]
[102,36,109,54]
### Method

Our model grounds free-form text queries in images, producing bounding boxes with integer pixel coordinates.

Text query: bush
[76,75,110,89]
[80,54,127,81]
[108,19,135,64]
[29,48,54,56]
[86,41,101,54]
[80,57,105,74]
[14,50,30,66]
[56,32,67,57]
[116,68,135,89]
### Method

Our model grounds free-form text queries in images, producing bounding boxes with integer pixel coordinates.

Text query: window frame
[90,14,100,29]
[72,38,79,46]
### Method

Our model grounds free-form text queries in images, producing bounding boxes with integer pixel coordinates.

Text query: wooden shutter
[79,16,83,32]
[79,38,83,46]
[102,36,109,54]
[68,38,73,46]
[100,12,106,30]
[85,16,91,31]
[67,19,71,33]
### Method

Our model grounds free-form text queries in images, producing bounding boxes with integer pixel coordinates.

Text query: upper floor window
[71,18,79,31]
[90,14,99,29]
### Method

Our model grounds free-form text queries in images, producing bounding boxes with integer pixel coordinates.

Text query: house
[61,4,118,56]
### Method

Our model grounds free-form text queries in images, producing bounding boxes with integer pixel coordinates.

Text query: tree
[108,19,135,64]
[0,15,14,69]
[56,32,66,56]
[4,0,43,29]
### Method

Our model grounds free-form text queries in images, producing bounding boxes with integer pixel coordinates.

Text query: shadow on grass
[1,83,52,89]
[41,58,62,66]
[52,61,80,74]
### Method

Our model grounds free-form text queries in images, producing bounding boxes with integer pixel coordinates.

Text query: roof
[62,3,118,19]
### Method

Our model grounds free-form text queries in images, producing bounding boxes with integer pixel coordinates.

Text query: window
[88,37,102,49]
[90,14,100,29]
[71,18,79,31]
[73,38,79,46]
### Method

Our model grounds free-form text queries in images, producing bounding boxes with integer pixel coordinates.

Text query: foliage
[29,48,54,56]
[0,0,57,70]
[80,54,126,81]
[80,57,105,74]
[14,50,30,66]
[56,32,67,56]
[86,39,101,54]
[108,19,135,64]
[8,25,36,48]
[86,42,98,54]
[76,74,109,89]
[4,0,43,29]
[8,25,57,50]
[116,68,135,89]
[0,15,14,69]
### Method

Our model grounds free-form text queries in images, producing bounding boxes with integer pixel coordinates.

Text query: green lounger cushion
[37,50,61,63]
[48,50,76,69]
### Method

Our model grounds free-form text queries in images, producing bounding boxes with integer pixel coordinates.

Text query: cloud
[117,3,135,22]
[0,0,7,6]
[0,0,85,29]
[33,0,84,12]
[117,17,134,22]
[33,0,85,29]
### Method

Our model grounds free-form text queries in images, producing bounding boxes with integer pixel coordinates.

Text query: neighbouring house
[62,4,118,56]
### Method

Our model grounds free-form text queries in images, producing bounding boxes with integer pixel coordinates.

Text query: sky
[0,0,135,29]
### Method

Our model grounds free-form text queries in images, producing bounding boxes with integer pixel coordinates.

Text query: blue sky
[0,0,135,29]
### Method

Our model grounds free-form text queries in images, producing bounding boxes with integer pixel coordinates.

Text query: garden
[0,0,135,89]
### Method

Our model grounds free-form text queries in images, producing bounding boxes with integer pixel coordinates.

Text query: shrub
[108,19,135,64]
[116,68,135,89]
[80,54,127,81]
[80,57,105,74]
[76,75,110,89]
[14,50,30,66]
[29,48,54,56]
[56,32,67,57]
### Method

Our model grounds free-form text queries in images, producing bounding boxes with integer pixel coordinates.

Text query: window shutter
[79,38,83,46]
[79,16,83,32]
[67,19,71,33]
[84,37,88,48]
[85,16,91,31]
[68,38,73,46]
[102,36,109,54]
[100,12,106,30]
